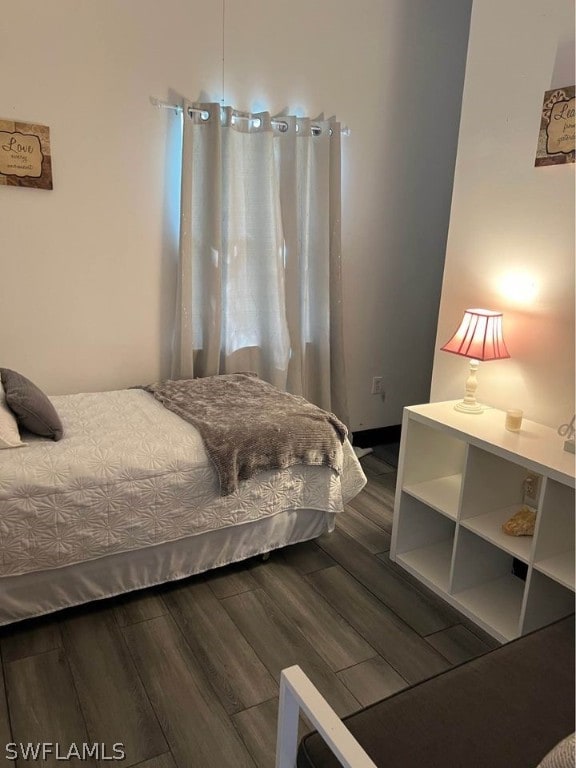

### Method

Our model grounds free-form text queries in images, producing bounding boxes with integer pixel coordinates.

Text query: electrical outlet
[371,377,384,395]
[523,472,541,506]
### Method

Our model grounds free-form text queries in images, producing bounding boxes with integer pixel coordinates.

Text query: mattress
[0,389,366,578]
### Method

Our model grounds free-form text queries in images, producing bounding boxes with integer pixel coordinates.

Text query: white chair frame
[275,665,377,768]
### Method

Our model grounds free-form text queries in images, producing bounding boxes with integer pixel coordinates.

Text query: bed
[0,384,366,625]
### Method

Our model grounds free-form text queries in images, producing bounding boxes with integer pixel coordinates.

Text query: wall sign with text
[535,86,575,167]
[0,119,53,189]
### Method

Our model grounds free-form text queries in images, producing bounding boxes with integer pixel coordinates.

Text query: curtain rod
[150,96,350,135]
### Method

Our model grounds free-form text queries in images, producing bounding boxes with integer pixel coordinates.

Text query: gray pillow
[0,368,63,441]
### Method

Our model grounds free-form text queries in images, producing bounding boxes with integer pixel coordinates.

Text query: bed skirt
[0,508,335,625]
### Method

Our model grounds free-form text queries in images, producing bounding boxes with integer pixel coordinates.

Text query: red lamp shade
[441,309,510,361]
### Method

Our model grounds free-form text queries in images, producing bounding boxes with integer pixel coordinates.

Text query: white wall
[431,0,575,429]
[0,0,471,430]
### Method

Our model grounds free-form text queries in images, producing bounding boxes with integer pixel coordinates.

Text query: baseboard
[352,425,401,448]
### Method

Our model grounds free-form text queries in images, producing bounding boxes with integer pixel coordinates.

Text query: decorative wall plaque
[535,86,575,167]
[0,119,53,189]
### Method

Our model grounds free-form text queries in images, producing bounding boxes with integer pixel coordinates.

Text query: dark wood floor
[0,455,499,768]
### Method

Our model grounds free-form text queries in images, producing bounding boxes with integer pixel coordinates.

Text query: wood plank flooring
[0,456,499,768]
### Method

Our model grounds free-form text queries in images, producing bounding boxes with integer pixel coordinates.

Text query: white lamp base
[453,358,484,414]
[454,400,484,414]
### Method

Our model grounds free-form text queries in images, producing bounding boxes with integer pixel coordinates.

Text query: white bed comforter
[0,389,366,578]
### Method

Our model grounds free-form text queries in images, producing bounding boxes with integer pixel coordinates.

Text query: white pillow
[0,379,23,448]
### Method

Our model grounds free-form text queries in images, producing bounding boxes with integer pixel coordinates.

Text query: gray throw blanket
[143,373,347,496]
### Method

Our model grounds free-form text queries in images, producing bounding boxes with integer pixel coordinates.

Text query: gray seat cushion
[297,617,575,768]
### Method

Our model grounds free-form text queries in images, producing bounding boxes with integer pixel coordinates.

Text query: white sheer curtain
[172,101,349,425]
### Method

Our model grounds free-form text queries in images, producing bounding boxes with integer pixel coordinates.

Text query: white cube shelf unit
[391,402,575,642]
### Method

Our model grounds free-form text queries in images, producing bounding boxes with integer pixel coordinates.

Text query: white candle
[505,409,523,432]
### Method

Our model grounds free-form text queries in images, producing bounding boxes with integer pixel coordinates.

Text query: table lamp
[441,308,510,413]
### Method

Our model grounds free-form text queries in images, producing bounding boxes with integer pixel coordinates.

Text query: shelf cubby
[401,418,466,519]
[393,495,455,592]
[460,505,535,562]
[402,475,462,520]
[521,570,575,635]
[450,528,518,592]
[453,574,525,642]
[396,540,454,593]
[450,528,526,641]
[534,551,575,591]
[460,445,536,520]
[401,418,467,486]
[533,480,575,590]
